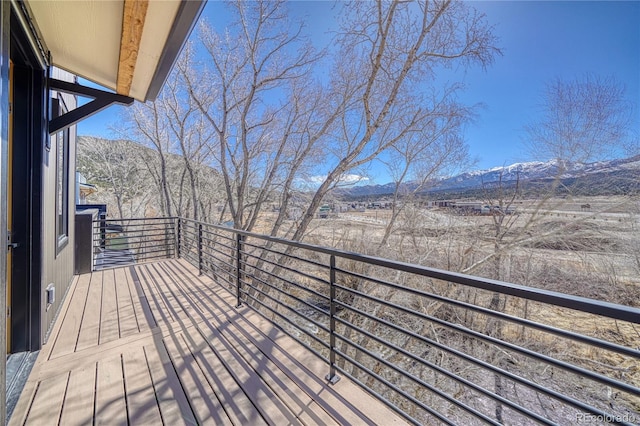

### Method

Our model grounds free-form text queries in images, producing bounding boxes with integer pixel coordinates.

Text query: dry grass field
[301,196,640,302]
[214,195,640,423]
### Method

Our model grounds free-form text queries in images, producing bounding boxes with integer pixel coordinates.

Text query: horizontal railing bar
[93,234,175,247]
[333,284,639,396]
[93,230,175,238]
[239,268,330,329]
[93,250,170,261]
[93,259,167,270]
[202,266,234,289]
[242,240,329,271]
[239,256,330,304]
[93,216,177,223]
[181,252,198,264]
[240,289,329,350]
[136,245,174,257]
[240,295,328,362]
[95,247,173,260]
[239,279,330,339]
[93,220,174,232]
[180,218,640,323]
[334,298,634,416]
[92,227,177,236]
[335,267,640,359]
[334,316,554,425]
[200,243,234,260]
[200,243,234,256]
[93,253,170,266]
[334,332,503,425]
[93,223,177,230]
[179,229,199,238]
[239,244,322,269]
[200,228,235,242]
[334,350,456,426]
[94,245,174,257]
[92,234,175,244]
[241,251,331,292]
[200,251,234,269]
[198,233,232,247]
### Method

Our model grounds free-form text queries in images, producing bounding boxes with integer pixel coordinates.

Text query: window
[54,97,69,253]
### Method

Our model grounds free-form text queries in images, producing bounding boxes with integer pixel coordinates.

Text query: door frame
[6,59,12,353]
[7,6,45,354]
[1,0,11,422]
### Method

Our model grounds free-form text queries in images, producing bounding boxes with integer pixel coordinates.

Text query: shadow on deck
[10,259,404,425]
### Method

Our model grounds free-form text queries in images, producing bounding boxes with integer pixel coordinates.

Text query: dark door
[8,13,45,353]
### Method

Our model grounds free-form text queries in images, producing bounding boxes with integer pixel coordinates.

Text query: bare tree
[184,0,322,231]
[119,44,222,221]
[525,75,634,163]
[166,46,216,221]
[125,100,176,217]
[290,0,499,242]
[377,92,473,248]
[77,137,151,218]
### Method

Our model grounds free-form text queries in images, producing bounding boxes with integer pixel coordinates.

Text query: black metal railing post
[236,233,243,307]
[198,223,203,275]
[326,254,340,384]
[100,213,106,249]
[175,218,181,259]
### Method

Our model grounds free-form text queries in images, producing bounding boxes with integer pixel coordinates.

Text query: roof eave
[144,0,205,102]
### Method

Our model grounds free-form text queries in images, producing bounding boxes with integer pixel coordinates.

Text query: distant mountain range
[334,156,640,199]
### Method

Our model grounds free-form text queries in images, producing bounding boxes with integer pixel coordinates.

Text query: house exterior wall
[41,67,77,342]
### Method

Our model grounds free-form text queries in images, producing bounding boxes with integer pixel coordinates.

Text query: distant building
[76,172,97,204]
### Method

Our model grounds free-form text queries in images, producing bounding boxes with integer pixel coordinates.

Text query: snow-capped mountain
[335,156,640,198]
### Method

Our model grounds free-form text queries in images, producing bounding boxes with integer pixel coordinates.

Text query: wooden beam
[116,0,149,96]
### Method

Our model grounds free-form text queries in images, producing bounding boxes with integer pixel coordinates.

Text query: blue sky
[78,1,640,178]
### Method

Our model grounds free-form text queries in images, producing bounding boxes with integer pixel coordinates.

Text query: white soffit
[24,0,203,102]
[26,0,124,93]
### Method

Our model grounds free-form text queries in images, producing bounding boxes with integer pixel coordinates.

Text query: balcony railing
[92,217,176,270]
[95,217,640,425]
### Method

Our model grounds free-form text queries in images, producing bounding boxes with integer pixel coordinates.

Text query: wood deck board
[162,261,337,425]
[114,267,139,338]
[23,373,69,426]
[135,264,176,326]
[162,333,233,426]
[59,364,96,426]
[76,272,104,352]
[99,269,120,344]
[177,328,271,426]
[144,341,198,426]
[95,354,128,425]
[49,273,90,359]
[10,259,407,426]
[125,266,156,332]
[160,262,323,424]
[145,262,204,324]
[122,348,163,425]
[173,260,396,426]
[194,296,341,425]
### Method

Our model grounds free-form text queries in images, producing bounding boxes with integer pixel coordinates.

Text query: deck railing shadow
[161,259,380,424]
[175,217,640,426]
[132,261,261,424]
[100,217,640,425]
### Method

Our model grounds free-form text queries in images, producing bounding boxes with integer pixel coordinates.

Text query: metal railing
[92,217,176,270]
[176,217,640,426]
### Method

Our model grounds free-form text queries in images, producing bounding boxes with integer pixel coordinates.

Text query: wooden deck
[9,259,406,426]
